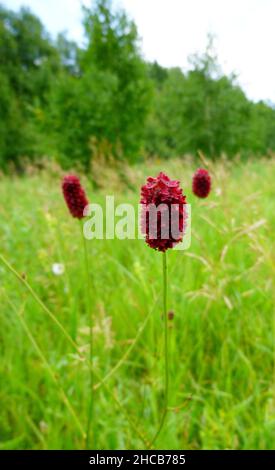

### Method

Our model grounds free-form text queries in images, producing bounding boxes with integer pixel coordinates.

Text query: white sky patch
[3,0,275,103]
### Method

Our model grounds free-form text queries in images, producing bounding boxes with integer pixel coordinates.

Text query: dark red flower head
[140,172,187,252]
[62,175,89,219]
[192,168,211,198]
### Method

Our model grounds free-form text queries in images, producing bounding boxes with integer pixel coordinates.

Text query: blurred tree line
[1,0,275,170]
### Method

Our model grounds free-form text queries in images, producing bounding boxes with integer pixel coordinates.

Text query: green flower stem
[149,251,169,449]
[80,221,95,449]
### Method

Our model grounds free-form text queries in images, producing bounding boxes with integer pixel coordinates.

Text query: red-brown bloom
[140,172,187,252]
[62,175,89,219]
[192,168,211,198]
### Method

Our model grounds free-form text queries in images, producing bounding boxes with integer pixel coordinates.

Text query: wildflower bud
[168,311,175,321]
[192,168,211,198]
[62,175,89,219]
[140,172,187,252]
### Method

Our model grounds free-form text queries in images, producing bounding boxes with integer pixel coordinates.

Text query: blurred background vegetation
[1,0,275,171]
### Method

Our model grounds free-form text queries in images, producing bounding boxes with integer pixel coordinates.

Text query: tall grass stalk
[94,301,155,391]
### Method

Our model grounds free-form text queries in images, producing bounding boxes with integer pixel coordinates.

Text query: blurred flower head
[52,263,65,276]
[62,175,89,219]
[192,168,212,198]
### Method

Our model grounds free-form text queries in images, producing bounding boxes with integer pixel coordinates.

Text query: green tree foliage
[1,2,275,169]
[146,38,275,158]
[46,68,119,167]
[0,5,60,165]
[48,0,152,167]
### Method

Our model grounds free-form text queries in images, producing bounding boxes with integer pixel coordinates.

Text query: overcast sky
[3,0,275,103]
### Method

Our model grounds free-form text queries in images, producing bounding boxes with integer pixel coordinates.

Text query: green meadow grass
[0,157,274,450]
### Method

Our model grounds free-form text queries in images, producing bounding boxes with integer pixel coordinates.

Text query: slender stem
[80,221,94,449]
[94,301,155,391]
[148,251,169,449]
[273,287,275,409]
[163,251,169,408]
[103,380,149,448]
[94,260,180,391]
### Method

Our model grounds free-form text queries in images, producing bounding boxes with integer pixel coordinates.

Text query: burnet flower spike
[140,171,187,448]
[192,168,212,198]
[62,174,89,219]
[140,172,187,251]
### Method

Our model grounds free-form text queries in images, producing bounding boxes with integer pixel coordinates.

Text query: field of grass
[0,156,274,450]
